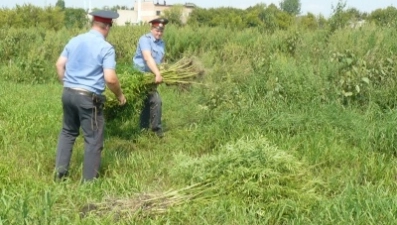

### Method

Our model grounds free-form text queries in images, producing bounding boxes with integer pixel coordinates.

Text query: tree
[279,0,301,16]
[55,0,65,10]
[299,13,318,30]
[163,4,183,26]
[317,14,328,29]
[187,8,212,26]
[345,8,366,22]
[368,6,397,28]
[64,8,89,29]
[259,4,292,32]
[244,4,265,27]
[329,1,363,31]
[187,7,245,28]
[329,0,347,31]
[39,6,65,30]
[110,5,131,11]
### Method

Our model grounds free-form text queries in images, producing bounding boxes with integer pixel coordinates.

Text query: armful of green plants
[103,57,205,120]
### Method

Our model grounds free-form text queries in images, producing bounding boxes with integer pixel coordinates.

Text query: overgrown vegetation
[0,4,88,30]
[1,2,397,224]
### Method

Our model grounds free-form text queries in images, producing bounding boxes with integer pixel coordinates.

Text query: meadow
[1,23,397,224]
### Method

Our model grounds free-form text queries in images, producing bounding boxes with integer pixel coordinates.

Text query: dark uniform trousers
[55,87,105,181]
[140,89,162,133]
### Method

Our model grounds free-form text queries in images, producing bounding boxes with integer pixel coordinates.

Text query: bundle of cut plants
[80,181,214,220]
[157,56,204,85]
[80,134,321,220]
[104,57,204,121]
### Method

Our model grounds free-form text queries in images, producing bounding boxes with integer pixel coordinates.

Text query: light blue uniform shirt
[61,30,116,95]
[132,33,165,72]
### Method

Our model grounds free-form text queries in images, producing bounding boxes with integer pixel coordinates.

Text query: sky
[2,0,396,17]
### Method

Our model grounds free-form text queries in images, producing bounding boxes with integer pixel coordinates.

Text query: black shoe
[54,172,68,182]
[154,130,164,138]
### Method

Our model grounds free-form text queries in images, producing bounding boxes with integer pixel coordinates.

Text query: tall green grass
[1,23,397,224]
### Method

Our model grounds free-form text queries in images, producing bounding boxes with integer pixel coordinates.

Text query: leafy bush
[0,4,64,30]
[368,6,397,28]
[0,28,70,83]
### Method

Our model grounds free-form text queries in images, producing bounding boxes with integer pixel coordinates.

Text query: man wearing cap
[54,10,126,182]
[133,18,169,138]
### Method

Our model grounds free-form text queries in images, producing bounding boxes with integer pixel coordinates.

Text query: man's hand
[118,94,127,106]
[155,74,163,84]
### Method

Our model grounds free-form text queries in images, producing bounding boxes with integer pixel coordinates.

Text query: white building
[115,0,196,26]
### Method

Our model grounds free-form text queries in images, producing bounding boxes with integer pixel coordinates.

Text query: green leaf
[343,91,353,97]
[361,77,370,84]
[346,58,353,66]
[352,66,358,74]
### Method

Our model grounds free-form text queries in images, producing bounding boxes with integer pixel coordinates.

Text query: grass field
[2,77,397,224]
[2,24,397,224]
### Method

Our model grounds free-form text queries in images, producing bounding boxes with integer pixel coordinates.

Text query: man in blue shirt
[54,10,126,182]
[133,18,168,138]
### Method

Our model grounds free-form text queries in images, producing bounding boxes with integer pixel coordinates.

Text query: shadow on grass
[104,100,143,140]
[105,119,142,140]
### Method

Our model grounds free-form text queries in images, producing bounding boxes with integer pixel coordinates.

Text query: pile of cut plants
[80,135,323,220]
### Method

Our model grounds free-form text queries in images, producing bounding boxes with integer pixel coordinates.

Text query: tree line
[1,0,396,31]
[183,0,397,31]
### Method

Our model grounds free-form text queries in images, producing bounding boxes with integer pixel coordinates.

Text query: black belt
[65,87,95,97]
[65,87,106,105]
